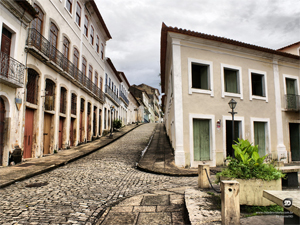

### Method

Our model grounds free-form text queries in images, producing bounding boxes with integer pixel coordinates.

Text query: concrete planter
[221,177,281,206]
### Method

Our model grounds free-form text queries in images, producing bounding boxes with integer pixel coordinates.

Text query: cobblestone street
[0,124,197,224]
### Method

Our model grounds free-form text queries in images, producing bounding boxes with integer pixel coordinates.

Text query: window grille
[45,79,55,110]
[71,93,77,115]
[27,69,39,104]
[80,98,85,112]
[60,87,67,114]
[87,102,91,115]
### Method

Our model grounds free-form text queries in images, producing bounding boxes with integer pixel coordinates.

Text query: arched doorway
[0,97,5,165]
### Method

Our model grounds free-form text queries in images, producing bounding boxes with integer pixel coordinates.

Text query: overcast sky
[95,0,300,95]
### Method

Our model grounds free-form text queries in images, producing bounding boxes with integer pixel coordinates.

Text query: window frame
[101,43,104,59]
[188,58,214,96]
[283,74,299,95]
[96,35,99,53]
[73,48,79,68]
[248,69,268,102]
[82,57,87,76]
[221,63,243,99]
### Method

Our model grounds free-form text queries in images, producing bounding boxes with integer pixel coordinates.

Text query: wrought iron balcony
[105,85,120,105]
[285,94,300,111]
[119,91,129,105]
[26,28,105,103]
[0,51,25,88]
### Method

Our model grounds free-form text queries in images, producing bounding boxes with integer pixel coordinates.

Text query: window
[95,71,98,86]
[221,64,242,99]
[192,63,209,90]
[100,77,103,91]
[90,26,94,45]
[251,73,265,97]
[224,68,239,93]
[112,82,114,91]
[60,87,67,114]
[66,0,72,14]
[109,78,111,88]
[49,23,58,61]
[62,37,70,59]
[82,57,87,76]
[32,4,44,33]
[26,69,39,104]
[84,16,88,37]
[73,48,79,68]
[285,77,298,110]
[96,36,99,53]
[75,2,81,26]
[101,43,104,59]
[188,59,213,96]
[71,93,77,115]
[88,65,93,80]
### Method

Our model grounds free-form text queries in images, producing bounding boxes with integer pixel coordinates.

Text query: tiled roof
[160,22,300,93]
[106,58,122,82]
[118,71,131,88]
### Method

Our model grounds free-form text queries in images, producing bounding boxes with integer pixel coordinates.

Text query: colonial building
[130,85,153,122]
[118,71,130,125]
[160,23,300,168]
[135,84,161,122]
[0,0,37,166]
[127,92,140,124]
[23,0,110,160]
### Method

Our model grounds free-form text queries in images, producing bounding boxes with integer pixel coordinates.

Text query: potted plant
[216,139,285,206]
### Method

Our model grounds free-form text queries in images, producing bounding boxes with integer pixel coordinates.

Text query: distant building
[160,23,300,168]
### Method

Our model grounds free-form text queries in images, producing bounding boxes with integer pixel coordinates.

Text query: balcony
[119,91,129,105]
[26,28,105,103]
[0,51,25,88]
[285,94,300,111]
[105,85,120,105]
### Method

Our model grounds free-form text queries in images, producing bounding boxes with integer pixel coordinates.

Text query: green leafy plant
[216,139,285,182]
[113,119,122,129]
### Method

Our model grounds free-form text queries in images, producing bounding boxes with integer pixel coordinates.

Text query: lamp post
[109,105,114,139]
[228,99,237,158]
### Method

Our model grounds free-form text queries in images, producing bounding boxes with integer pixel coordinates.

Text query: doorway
[58,117,64,149]
[289,123,300,161]
[0,97,5,165]
[24,108,34,158]
[226,120,240,157]
[43,113,52,154]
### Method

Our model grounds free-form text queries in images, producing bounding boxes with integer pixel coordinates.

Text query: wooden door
[24,108,34,158]
[70,118,74,146]
[80,111,83,142]
[59,117,64,149]
[1,27,12,77]
[87,114,90,141]
[289,123,300,161]
[193,119,210,161]
[43,113,51,154]
[0,97,5,165]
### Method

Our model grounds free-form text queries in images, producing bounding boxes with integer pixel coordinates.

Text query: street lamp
[109,105,114,139]
[228,99,237,158]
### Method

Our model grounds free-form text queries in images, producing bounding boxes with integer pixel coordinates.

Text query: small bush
[216,139,285,182]
[113,119,122,129]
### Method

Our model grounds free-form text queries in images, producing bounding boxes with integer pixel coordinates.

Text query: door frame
[189,113,215,167]
[222,116,245,160]
[289,123,300,162]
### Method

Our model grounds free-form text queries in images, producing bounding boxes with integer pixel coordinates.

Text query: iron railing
[105,85,120,105]
[285,94,300,111]
[0,51,25,86]
[26,28,105,103]
[119,91,129,105]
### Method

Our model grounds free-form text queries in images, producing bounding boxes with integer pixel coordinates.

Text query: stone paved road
[0,124,197,224]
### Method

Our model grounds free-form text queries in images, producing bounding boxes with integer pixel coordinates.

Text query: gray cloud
[97,0,300,95]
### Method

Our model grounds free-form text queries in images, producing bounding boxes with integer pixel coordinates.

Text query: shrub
[113,119,122,129]
[216,139,285,182]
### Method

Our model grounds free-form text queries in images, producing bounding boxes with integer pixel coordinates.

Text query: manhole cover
[25,182,48,188]
[16,163,34,167]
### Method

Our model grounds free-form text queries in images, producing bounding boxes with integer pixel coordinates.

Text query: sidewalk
[0,123,141,189]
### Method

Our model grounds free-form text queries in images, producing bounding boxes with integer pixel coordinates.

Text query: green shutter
[254,122,266,157]
[225,69,238,93]
[286,78,296,95]
[193,119,210,161]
